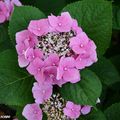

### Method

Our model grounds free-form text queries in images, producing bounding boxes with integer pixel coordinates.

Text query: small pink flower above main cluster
[63,101,92,119]
[0,0,22,23]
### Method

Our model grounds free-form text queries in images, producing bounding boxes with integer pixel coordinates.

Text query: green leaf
[9,6,45,45]
[60,69,102,106]
[62,0,112,55]
[78,109,106,120]
[15,106,25,120]
[33,0,66,15]
[0,22,12,52]
[104,103,120,120]
[90,57,120,86]
[113,5,120,30]
[110,55,120,73]
[0,49,34,106]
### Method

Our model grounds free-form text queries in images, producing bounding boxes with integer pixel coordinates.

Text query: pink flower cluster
[16,12,97,86]
[0,0,22,23]
[22,102,92,120]
[16,12,97,120]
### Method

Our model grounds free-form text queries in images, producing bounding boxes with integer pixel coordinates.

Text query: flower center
[37,30,76,57]
[58,23,62,26]
[33,110,38,114]
[42,93,68,120]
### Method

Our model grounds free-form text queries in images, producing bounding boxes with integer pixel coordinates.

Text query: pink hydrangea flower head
[16,12,97,86]
[27,58,45,83]
[0,1,8,23]
[57,57,80,83]
[48,12,73,32]
[28,19,50,36]
[63,101,81,119]
[32,82,53,104]
[22,103,42,120]
[81,105,92,115]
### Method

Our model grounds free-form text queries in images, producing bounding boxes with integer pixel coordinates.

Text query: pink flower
[27,58,45,83]
[16,30,38,48]
[25,48,43,62]
[69,32,89,54]
[43,66,57,84]
[44,53,59,67]
[32,82,53,104]
[22,103,42,120]
[16,30,39,67]
[28,19,50,36]
[5,0,22,17]
[0,1,8,23]
[75,40,97,69]
[48,12,73,32]
[57,57,80,83]
[43,66,66,86]
[81,105,92,115]
[63,101,81,119]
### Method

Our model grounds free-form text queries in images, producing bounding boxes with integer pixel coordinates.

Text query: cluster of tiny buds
[42,94,74,120]
[37,30,75,57]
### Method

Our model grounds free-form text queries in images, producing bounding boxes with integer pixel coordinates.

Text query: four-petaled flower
[63,101,81,119]
[22,103,42,120]
[32,82,53,104]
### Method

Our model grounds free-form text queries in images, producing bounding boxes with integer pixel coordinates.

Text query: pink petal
[0,15,6,23]
[75,55,88,69]
[44,53,59,67]
[63,108,73,118]
[11,0,22,6]
[28,19,50,36]
[60,57,75,68]
[72,19,78,27]
[34,70,45,84]
[48,14,58,27]
[56,12,72,32]
[18,55,29,68]
[16,43,27,55]
[27,63,37,75]
[63,68,80,83]
[81,106,92,115]
[66,101,74,109]
[22,103,42,120]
